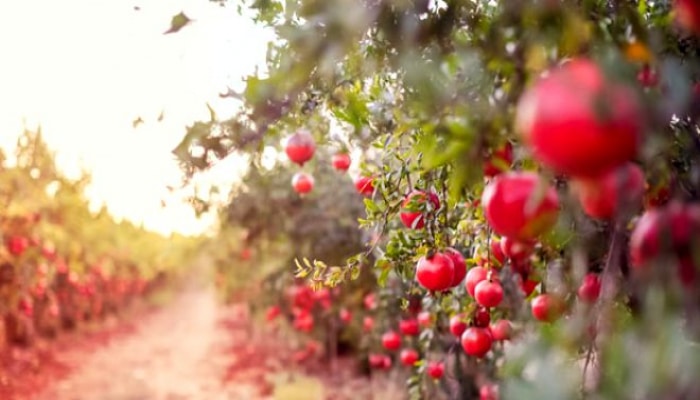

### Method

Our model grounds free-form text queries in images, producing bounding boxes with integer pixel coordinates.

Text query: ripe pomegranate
[332,152,351,171]
[480,384,500,400]
[474,280,504,308]
[500,236,535,263]
[415,253,455,291]
[369,353,391,369]
[265,305,281,321]
[483,142,514,177]
[284,129,315,166]
[400,190,440,229]
[6,236,29,256]
[629,202,700,284]
[426,361,445,379]
[399,318,420,336]
[577,273,601,303]
[481,172,559,240]
[363,316,375,332]
[573,163,645,220]
[489,319,512,341]
[417,311,432,327]
[461,327,493,358]
[676,0,700,34]
[516,58,642,178]
[531,294,565,322]
[292,172,314,194]
[472,307,491,328]
[465,266,488,297]
[490,238,506,267]
[637,65,659,88]
[382,331,402,351]
[339,308,352,324]
[444,247,467,287]
[449,315,468,337]
[354,176,375,196]
[400,349,419,366]
[363,293,377,310]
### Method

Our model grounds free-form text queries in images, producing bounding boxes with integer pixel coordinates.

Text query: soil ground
[7,286,404,400]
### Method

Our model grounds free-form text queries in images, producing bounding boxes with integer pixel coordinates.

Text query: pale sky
[0,0,273,236]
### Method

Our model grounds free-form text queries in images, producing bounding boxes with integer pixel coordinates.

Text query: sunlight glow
[0,0,273,236]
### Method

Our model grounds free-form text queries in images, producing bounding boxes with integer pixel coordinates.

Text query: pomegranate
[516,58,642,178]
[573,163,645,220]
[332,152,351,171]
[629,202,700,284]
[415,253,455,291]
[531,294,565,322]
[400,349,419,366]
[363,316,375,332]
[444,247,467,287]
[483,142,514,177]
[354,176,375,197]
[417,311,432,327]
[676,0,700,34]
[449,314,468,337]
[500,236,535,263]
[637,65,659,88]
[465,266,488,297]
[292,172,314,194]
[480,384,500,400]
[577,273,602,303]
[6,236,29,257]
[474,280,504,308]
[399,318,420,336]
[284,129,315,165]
[461,327,493,358]
[400,190,440,229]
[481,172,559,240]
[426,361,445,379]
[382,331,402,351]
[489,319,512,341]
[472,307,491,328]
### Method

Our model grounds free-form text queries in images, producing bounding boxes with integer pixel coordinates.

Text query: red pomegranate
[489,319,512,341]
[354,176,374,197]
[531,294,565,322]
[676,0,700,34]
[500,236,535,263]
[516,58,643,178]
[465,266,488,297]
[577,273,601,303]
[481,172,559,240]
[399,349,420,366]
[449,314,468,337]
[415,252,455,291]
[629,202,700,284]
[474,280,504,308]
[426,361,445,379]
[483,142,514,177]
[399,318,420,336]
[400,190,440,229]
[382,331,402,351]
[461,327,493,358]
[284,130,315,165]
[332,152,351,171]
[292,172,314,194]
[573,163,645,220]
[444,247,467,287]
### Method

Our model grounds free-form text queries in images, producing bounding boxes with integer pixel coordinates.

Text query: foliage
[176,1,700,399]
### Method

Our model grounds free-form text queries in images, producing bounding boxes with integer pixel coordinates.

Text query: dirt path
[36,287,261,400]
